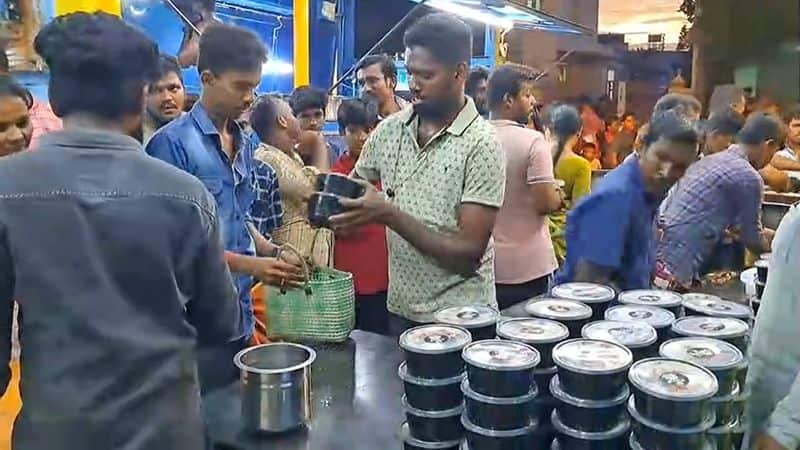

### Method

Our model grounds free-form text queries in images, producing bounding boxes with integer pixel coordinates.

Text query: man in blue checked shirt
[146,24,302,393]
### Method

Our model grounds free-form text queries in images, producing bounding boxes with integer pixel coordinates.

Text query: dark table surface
[204,330,406,450]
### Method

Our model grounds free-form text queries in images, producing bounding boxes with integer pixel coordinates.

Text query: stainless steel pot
[234,342,316,433]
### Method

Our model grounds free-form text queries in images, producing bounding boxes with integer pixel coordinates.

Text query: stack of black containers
[659,337,748,450]
[627,358,719,450]
[550,339,633,450]
[399,324,471,450]
[753,253,770,315]
[496,317,571,448]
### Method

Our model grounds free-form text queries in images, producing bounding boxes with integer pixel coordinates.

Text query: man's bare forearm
[383,205,486,276]
[771,155,800,172]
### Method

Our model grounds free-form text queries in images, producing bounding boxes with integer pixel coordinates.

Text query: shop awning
[408,0,592,34]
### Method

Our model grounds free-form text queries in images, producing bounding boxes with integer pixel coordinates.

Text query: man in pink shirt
[489,64,562,309]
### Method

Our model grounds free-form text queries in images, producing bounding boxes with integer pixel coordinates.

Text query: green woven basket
[266,266,355,343]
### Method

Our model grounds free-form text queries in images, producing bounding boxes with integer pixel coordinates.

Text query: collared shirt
[776,146,798,161]
[331,153,389,295]
[746,203,800,449]
[355,97,506,322]
[378,96,411,121]
[146,103,266,338]
[490,120,557,284]
[251,159,284,236]
[0,129,239,450]
[657,146,763,284]
[556,157,658,290]
[28,99,62,149]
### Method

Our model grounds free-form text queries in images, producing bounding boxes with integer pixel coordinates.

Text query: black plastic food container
[682,293,752,321]
[629,431,714,450]
[582,320,658,361]
[709,419,745,450]
[659,337,745,396]
[549,375,629,432]
[399,361,465,412]
[711,382,747,427]
[671,316,750,354]
[551,283,617,321]
[462,378,538,431]
[462,340,540,398]
[755,280,766,300]
[402,396,465,442]
[308,192,343,228]
[497,318,569,369]
[629,395,716,450]
[461,412,537,450]
[435,305,499,341]
[525,299,593,339]
[628,358,719,428]
[551,410,630,450]
[315,173,366,199]
[401,422,462,450]
[552,338,633,400]
[755,259,769,284]
[605,305,676,344]
[400,325,472,379]
[533,394,559,425]
[618,289,684,317]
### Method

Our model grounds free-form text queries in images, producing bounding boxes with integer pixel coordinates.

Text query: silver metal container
[234,342,317,433]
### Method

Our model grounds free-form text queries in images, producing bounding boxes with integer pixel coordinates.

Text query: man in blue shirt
[146,24,302,391]
[556,110,699,290]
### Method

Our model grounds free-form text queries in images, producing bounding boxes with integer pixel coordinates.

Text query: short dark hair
[34,12,159,119]
[250,94,284,143]
[623,112,636,121]
[737,113,786,146]
[289,85,327,115]
[357,54,397,81]
[487,64,534,109]
[156,54,183,84]
[466,66,490,96]
[783,104,800,124]
[403,13,472,66]
[337,97,379,134]
[643,109,700,148]
[0,75,33,109]
[706,108,745,136]
[198,24,266,75]
[653,93,702,118]
[548,104,582,138]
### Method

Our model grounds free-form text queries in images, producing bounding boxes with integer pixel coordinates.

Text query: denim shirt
[146,103,258,338]
[0,129,240,450]
[556,158,659,290]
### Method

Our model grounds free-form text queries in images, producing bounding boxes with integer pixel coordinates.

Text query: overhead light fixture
[426,0,514,30]
[262,59,293,75]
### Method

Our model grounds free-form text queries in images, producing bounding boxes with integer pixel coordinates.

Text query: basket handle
[277,243,313,296]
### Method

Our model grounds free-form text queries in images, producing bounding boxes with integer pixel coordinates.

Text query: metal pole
[534,50,573,82]
[163,0,202,35]
[329,0,429,94]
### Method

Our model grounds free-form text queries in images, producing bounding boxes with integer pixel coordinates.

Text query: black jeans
[496,274,552,311]
[355,291,390,335]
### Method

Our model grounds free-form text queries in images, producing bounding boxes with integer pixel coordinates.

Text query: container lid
[461,378,538,405]
[401,395,464,418]
[525,298,592,321]
[628,358,719,401]
[626,395,716,433]
[581,320,658,349]
[618,289,683,308]
[462,340,540,371]
[604,305,675,329]
[496,318,569,344]
[551,283,616,304]
[711,380,742,403]
[460,412,538,438]
[552,338,633,375]
[629,432,713,450]
[434,305,499,329]
[400,423,463,449]
[398,361,464,386]
[659,338,745,371]
[760,252,772,261]
[682,293,752,319]
[399,325,472,355]
[550,375,629,408]
[754,259,769,269]
[671,316,749,339]
[551,410,630,440]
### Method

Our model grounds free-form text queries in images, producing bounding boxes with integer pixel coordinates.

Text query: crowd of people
[0,9,799,450]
